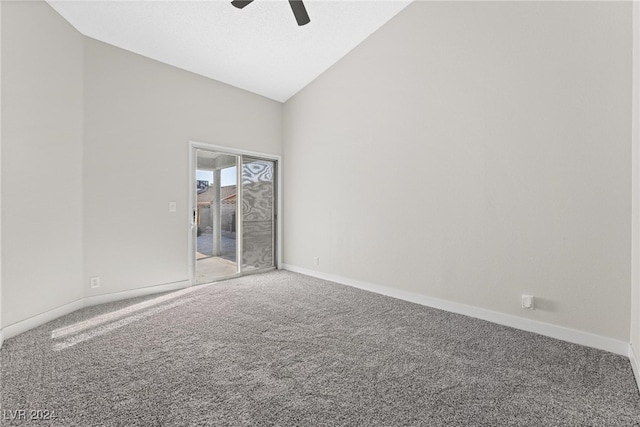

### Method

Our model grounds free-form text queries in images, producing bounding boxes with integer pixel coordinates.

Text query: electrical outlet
[314,257,320,266]
[168,201,177,212]
[90,276,100,289]
[521,294,534,310]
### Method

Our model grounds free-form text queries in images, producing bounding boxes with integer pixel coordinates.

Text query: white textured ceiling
[47,0,412,102]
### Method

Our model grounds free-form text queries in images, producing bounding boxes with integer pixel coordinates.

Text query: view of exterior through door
[195,151,238,283]
[194,148,276,284]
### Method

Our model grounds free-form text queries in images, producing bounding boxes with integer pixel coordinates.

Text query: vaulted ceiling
[47,0,412,102]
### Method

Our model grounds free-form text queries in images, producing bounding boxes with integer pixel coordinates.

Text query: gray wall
[283,1,632,341]
[1,1,84,327]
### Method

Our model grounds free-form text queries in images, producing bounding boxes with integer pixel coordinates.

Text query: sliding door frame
[188,140,282,284]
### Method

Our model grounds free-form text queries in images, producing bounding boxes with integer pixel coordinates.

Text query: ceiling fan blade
[288,0,310,26]
[231,0,254,9]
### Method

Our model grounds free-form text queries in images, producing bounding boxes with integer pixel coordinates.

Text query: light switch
[169,201,177,212]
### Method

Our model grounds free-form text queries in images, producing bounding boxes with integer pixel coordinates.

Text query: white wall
[631,0,640,376]
[83,39,282,296]
[1,1,84,327]
[0,1,3,346]
[283,1,632,341]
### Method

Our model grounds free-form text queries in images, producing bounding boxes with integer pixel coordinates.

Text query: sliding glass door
[192,147,276,284]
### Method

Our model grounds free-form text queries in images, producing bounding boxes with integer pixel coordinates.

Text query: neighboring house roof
[221,185,236,200]
[197,185,236,204]
[222,194,236,203]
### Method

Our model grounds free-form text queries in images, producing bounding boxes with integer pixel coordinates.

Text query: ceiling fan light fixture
[231,0,310,26]
[289,0,310,26]
[231,0,254,9]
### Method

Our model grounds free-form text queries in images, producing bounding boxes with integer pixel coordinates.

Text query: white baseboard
[0,267,632,361]
[0,280,192,347]
[282,264,630,356]
[1,299,85,343]
[84,280,191,308]
[630,344,640,393]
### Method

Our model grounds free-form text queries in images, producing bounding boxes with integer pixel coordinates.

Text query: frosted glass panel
[242,158,275,270]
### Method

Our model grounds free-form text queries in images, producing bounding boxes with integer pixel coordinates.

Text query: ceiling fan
[231,0,311,26]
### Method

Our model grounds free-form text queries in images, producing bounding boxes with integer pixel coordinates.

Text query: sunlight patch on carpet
[51,286,203,340]
[53,298,194,351]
